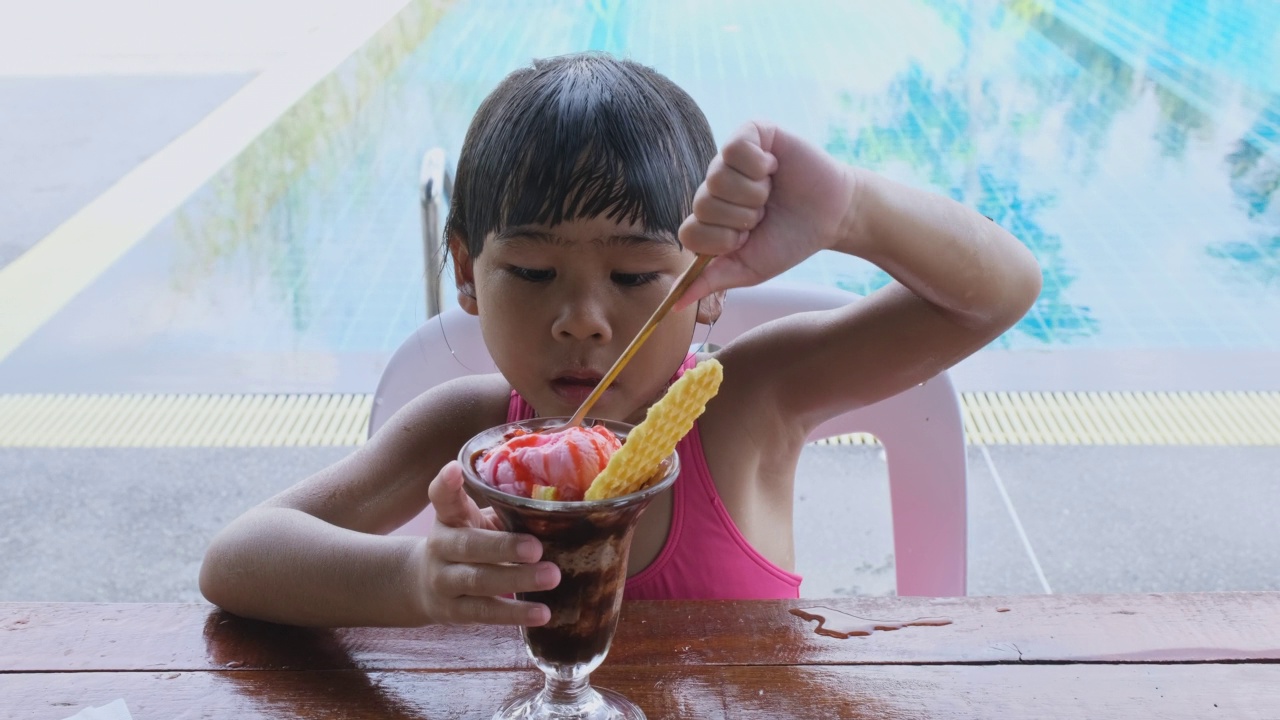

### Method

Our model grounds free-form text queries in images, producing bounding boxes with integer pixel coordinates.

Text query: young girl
[201,52,1041,627]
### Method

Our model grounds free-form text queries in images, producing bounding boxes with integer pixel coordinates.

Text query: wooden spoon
[552,253,713,431]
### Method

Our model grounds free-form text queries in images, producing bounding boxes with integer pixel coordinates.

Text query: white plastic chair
[369,283,967,596]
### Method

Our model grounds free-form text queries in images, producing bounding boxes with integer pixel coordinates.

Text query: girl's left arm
[680,121,1042,431]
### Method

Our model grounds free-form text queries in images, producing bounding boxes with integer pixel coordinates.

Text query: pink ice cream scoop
[474,425,622,501]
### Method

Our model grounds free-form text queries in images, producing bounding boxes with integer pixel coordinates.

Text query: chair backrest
[369,283,967,596]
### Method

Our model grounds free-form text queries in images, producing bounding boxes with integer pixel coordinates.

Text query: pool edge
[0,0,448,362]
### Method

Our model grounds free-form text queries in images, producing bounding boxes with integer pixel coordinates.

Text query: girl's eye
[508,266,555,282]
[612,271,661,288]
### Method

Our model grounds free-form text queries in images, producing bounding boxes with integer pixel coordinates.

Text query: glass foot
[492,685,645,720]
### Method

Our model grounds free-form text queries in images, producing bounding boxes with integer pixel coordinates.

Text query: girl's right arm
[198,375,559,627]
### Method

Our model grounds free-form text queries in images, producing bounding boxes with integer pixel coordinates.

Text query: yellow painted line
[0,0,433,363]
[4,392,1280,448]
[0,394,372,447]
[1252,391,1280,437]
[816,432,879,446]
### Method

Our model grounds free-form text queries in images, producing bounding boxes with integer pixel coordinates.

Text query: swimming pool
[2,0,1276,393]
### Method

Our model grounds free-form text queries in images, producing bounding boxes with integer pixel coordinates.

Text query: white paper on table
[60,699,133,720]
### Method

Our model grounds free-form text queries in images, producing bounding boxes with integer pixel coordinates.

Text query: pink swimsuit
[507,357,802,600]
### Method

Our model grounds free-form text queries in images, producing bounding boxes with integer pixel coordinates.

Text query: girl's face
[456,215,701,425]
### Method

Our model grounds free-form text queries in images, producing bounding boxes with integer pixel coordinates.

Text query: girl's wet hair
[446,52,717,256]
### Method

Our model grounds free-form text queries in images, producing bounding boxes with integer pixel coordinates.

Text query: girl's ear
[449,235,479,315]
[695,290,726,325]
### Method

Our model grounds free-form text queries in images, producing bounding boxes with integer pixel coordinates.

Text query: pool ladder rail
[420,147,451,319]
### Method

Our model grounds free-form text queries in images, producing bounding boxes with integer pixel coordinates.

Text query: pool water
[2,0,1277,393]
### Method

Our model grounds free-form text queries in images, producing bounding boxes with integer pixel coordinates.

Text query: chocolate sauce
[497,502,641,666]
[790,606,953,639]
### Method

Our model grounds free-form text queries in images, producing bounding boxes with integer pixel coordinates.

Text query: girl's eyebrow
[493,227,678,247]
[600,232,678,247]
[493,228,566,246]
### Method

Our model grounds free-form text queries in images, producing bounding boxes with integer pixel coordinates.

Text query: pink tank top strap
[507,390,536,423]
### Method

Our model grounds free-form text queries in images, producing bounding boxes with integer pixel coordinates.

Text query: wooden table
[4,593,1279,719]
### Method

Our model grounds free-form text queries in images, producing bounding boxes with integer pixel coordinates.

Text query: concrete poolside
[3,443,1279,602]
[2,0,1278,604]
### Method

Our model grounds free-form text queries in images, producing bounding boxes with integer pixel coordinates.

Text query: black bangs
[446,52,717,255]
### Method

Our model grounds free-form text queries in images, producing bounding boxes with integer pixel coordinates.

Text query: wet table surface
[4,593,1280,719]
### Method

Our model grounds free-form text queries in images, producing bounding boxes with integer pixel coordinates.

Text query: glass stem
[542,672,593,706]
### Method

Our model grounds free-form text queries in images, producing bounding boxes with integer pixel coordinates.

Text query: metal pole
[419,148,450,319]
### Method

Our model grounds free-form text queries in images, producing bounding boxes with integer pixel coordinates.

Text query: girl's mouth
[550,375,609,407]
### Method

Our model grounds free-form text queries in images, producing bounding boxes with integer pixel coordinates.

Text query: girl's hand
[414,462,560,626]
[676,121,858,310]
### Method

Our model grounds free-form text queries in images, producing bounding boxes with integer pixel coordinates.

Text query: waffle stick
[583,358,723,501]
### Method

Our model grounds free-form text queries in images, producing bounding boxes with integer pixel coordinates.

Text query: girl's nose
[551,292,613,343]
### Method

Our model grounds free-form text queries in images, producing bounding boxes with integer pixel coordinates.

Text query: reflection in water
[825,60,1100,345]
[176,81,412,346]
[823,0,1280,347]
[1019,0,1280,298]
[708,665,901,719]
[1228,139,1280,219]
[172,4,446,349]
[1207,235,1280,290]
[159,0,1280,363]
[202,611,430,719]
[1020,1,1218,163]
[13,1,1280,394]
[157,0,1280,354]
[1016,2,1140,173]
[1215,97,1280,291]
[1151,83,1212,160]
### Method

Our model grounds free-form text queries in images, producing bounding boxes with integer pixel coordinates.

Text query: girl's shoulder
[397,372,512,434]
[365,373,513,466]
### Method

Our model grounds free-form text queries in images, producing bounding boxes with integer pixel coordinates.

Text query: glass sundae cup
[459,417,680,720]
